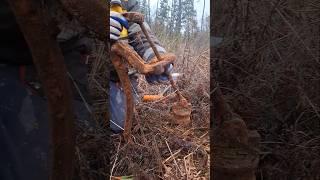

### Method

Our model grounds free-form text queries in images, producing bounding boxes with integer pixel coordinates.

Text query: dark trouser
[109,74,139,133]
[0,65,139,180]
[0,65,91,180]
[0,59,140,180]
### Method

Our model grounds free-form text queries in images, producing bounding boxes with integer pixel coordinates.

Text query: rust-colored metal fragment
[122,12,144,24]
[213,118,260,180]
[112,42,176,75]
[111,41,179,140]
[212,80,260,180]
[136,21,192,125]
[7,0,75,179]
[125,18,193,126]
[110,52,134,142]
[171,98,192,126]
[111,11,191,140]
[111,41,175,141]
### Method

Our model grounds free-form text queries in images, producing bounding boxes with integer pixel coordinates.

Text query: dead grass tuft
[213,0,320,179]
[109,31,210,179]
[74,26,210,179]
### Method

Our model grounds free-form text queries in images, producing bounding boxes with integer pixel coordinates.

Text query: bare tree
[201,0,206,31]
[175,0,182,34]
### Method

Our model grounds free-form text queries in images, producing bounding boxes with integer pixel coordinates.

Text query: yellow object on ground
[142,94,164,102]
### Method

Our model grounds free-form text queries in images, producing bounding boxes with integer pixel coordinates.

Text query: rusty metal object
[111,41,176,141]
[213,118,258,180]
[212,81,260,180]
[136,20,192,126]
[111,12,191,139]
[169,87,192,126]
[122,12,144,24]
[213,121,260,180]
[7,0,75,179]
[171,99,192,126]
[111,42,176,75]
[110,51,134,142]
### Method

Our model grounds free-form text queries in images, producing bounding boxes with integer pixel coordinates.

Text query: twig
[162,149,182,164]
[67,71,92,114]
[110,142,121,179]
[274,7,319,64]
[183,153,193,179]
[165,140,183,176]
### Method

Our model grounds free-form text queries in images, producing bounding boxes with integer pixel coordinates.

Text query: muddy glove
[145,54,175,84]
[110,11,129,41]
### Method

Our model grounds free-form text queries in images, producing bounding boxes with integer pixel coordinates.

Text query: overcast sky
[149,0,210,25]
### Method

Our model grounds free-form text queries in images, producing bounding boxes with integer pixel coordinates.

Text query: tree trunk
[176,0,182,34]
[201,0,206,31]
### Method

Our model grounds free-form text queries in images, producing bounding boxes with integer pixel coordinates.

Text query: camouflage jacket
[121,0,167,62]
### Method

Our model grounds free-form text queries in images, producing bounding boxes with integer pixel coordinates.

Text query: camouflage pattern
[121,0,167,62]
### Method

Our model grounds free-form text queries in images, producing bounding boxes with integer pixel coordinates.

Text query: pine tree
[181,0,197,38]
[175,0,183,35]
[158,0,170,22]
[139,0,151,24]
[201,0,205,31]
[168,0,176,35]
[139,0,146,14]
[157,0,170,29]
[147,0,151,23]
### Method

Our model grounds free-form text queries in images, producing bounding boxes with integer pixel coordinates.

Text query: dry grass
[73,25,210,178]
[109,32,210,179]
[73,42,111,180]
[212,0,320,179]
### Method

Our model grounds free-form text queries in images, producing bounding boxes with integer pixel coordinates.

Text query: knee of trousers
[109,77,139,133]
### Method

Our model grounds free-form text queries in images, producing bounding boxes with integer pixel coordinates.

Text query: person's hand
[110,11,129,41]
[146,63,174,84]
[145,53,176,84]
